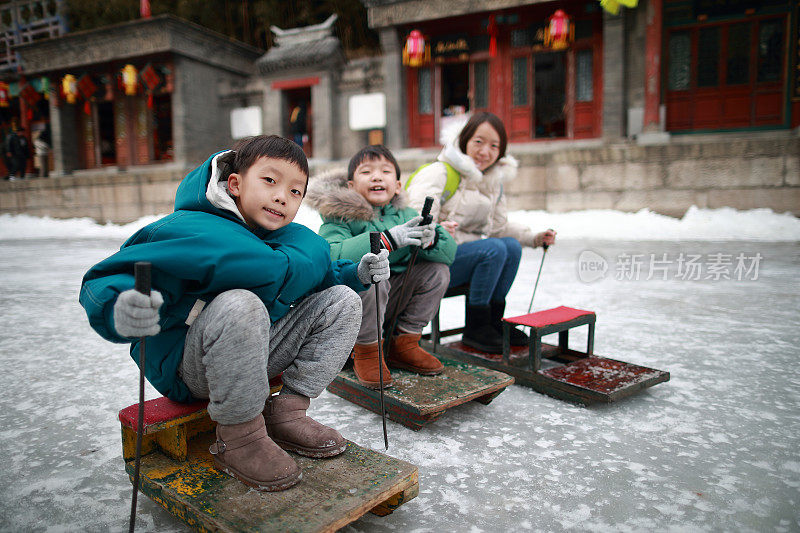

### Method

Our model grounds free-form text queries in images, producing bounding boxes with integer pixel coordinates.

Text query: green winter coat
[305,169,456,272]
[79,150,366,402]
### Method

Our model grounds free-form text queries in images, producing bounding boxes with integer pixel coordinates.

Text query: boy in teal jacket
[80,136,389,492]
[306,145,456,389]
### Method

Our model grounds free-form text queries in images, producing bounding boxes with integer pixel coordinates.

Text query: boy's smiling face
[348,155,401,207]
[228,156,306,231]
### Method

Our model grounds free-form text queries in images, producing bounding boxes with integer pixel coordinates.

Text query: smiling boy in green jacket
[306,145,456,389]
[80,135,389,492]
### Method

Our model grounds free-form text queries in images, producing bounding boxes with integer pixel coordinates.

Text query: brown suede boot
[209,415,301,491]
[387,333,444,375]
[264,394,347,458]
[351,342,392,389]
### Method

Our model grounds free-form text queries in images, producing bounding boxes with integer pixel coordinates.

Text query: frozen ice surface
[0,209,798,532]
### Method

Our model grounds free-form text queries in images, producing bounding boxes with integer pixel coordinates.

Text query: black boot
[462,304,504,354]
[490,300,529,346]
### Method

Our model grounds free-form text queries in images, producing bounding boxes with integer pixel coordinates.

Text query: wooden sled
[424,289,669,405]
[327,358,514,430]
[118,384,418,532]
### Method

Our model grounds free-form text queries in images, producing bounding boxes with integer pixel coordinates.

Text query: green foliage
[63,0,379,54]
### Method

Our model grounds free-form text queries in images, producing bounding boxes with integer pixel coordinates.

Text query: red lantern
[403,30,428,67]
[544,10,574,51]
[0,82,8,107]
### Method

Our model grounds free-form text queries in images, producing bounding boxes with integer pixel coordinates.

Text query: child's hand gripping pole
[129,262,151,533]
[383,196,434,353]
[369,232,390,450]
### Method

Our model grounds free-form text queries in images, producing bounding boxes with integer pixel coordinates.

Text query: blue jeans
[449,237,522,306]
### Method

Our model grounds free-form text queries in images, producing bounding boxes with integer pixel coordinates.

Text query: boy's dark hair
[347,144,401,182]
[231,135,309,193]
[458,112,508,165]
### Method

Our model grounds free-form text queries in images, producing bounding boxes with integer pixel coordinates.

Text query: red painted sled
[424,287,669,405]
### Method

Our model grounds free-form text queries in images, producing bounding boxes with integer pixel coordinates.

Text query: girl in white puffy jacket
[406,112,556,354]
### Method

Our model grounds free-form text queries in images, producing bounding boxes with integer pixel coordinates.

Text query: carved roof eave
[256,36,344,75]
[15,14,262,76]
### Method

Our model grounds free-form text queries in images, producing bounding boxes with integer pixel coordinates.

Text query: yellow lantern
[62,74,78,104]
[121,64,138,96]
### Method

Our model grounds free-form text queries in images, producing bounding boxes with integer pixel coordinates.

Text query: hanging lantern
[62,75,78,104]
[19,82,41,108]
[77,74,97,100]
[0,82,9,107]
[40,77,51,100]
[544,10,574,51]
[402,30,428,67]
[121,64,138,96]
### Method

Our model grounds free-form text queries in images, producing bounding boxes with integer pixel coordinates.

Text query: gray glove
[420,224,436,249]
[357,249,390,285]
[113,288,164,338]
[385,216,434,249]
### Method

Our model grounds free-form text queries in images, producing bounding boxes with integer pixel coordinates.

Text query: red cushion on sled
[118,397,208,429]
[503,306,595,328]
[118,375,283,429]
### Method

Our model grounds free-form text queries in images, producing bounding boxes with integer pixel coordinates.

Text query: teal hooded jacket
[79,151,367,403]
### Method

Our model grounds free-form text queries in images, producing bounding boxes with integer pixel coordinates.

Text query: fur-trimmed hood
[305,167,409,221]
[437,138,519,185]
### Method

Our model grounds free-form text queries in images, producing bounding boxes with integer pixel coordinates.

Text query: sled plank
[126,435,418,533]
[428,340,669,406]
[327,358,514,430]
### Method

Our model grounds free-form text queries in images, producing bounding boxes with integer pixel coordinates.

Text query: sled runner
[424,290,669,405]
[118,386,418,532]
[327,358,514,430]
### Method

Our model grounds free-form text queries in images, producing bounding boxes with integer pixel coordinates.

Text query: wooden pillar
[643,0,663,132]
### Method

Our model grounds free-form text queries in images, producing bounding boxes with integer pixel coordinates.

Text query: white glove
[386,216,429,249]
[113,289,164,338]
[420,224,436,249]
[357,249,390,285]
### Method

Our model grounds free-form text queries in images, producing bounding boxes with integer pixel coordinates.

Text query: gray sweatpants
[180,286,361,425]
[357,261,450,344]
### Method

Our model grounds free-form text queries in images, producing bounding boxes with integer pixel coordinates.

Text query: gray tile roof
[256,35,343,74]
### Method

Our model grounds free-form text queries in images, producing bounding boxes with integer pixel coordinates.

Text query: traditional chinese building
[15,14,261,173]
[356,0,799,215]
[361,0,799,148]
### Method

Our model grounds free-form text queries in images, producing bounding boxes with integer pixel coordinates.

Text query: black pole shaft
[129,261,151,533]
[382,196,434,355]
[369,233,389,450]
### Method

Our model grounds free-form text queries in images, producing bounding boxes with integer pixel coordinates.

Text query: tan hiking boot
[387,333,444,375]
[351,342,392,389]
[209,415,301,491]
[264,394,347,458]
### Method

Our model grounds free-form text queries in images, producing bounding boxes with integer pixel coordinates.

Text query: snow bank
[1,205,798,241]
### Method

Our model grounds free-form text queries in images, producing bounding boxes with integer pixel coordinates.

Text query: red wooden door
[508,53,531,141]
[665,15,787,132]
[407,66,435,147]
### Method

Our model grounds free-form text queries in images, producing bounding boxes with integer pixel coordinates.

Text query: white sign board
[349,93,386,130]
[230,106,263,139]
